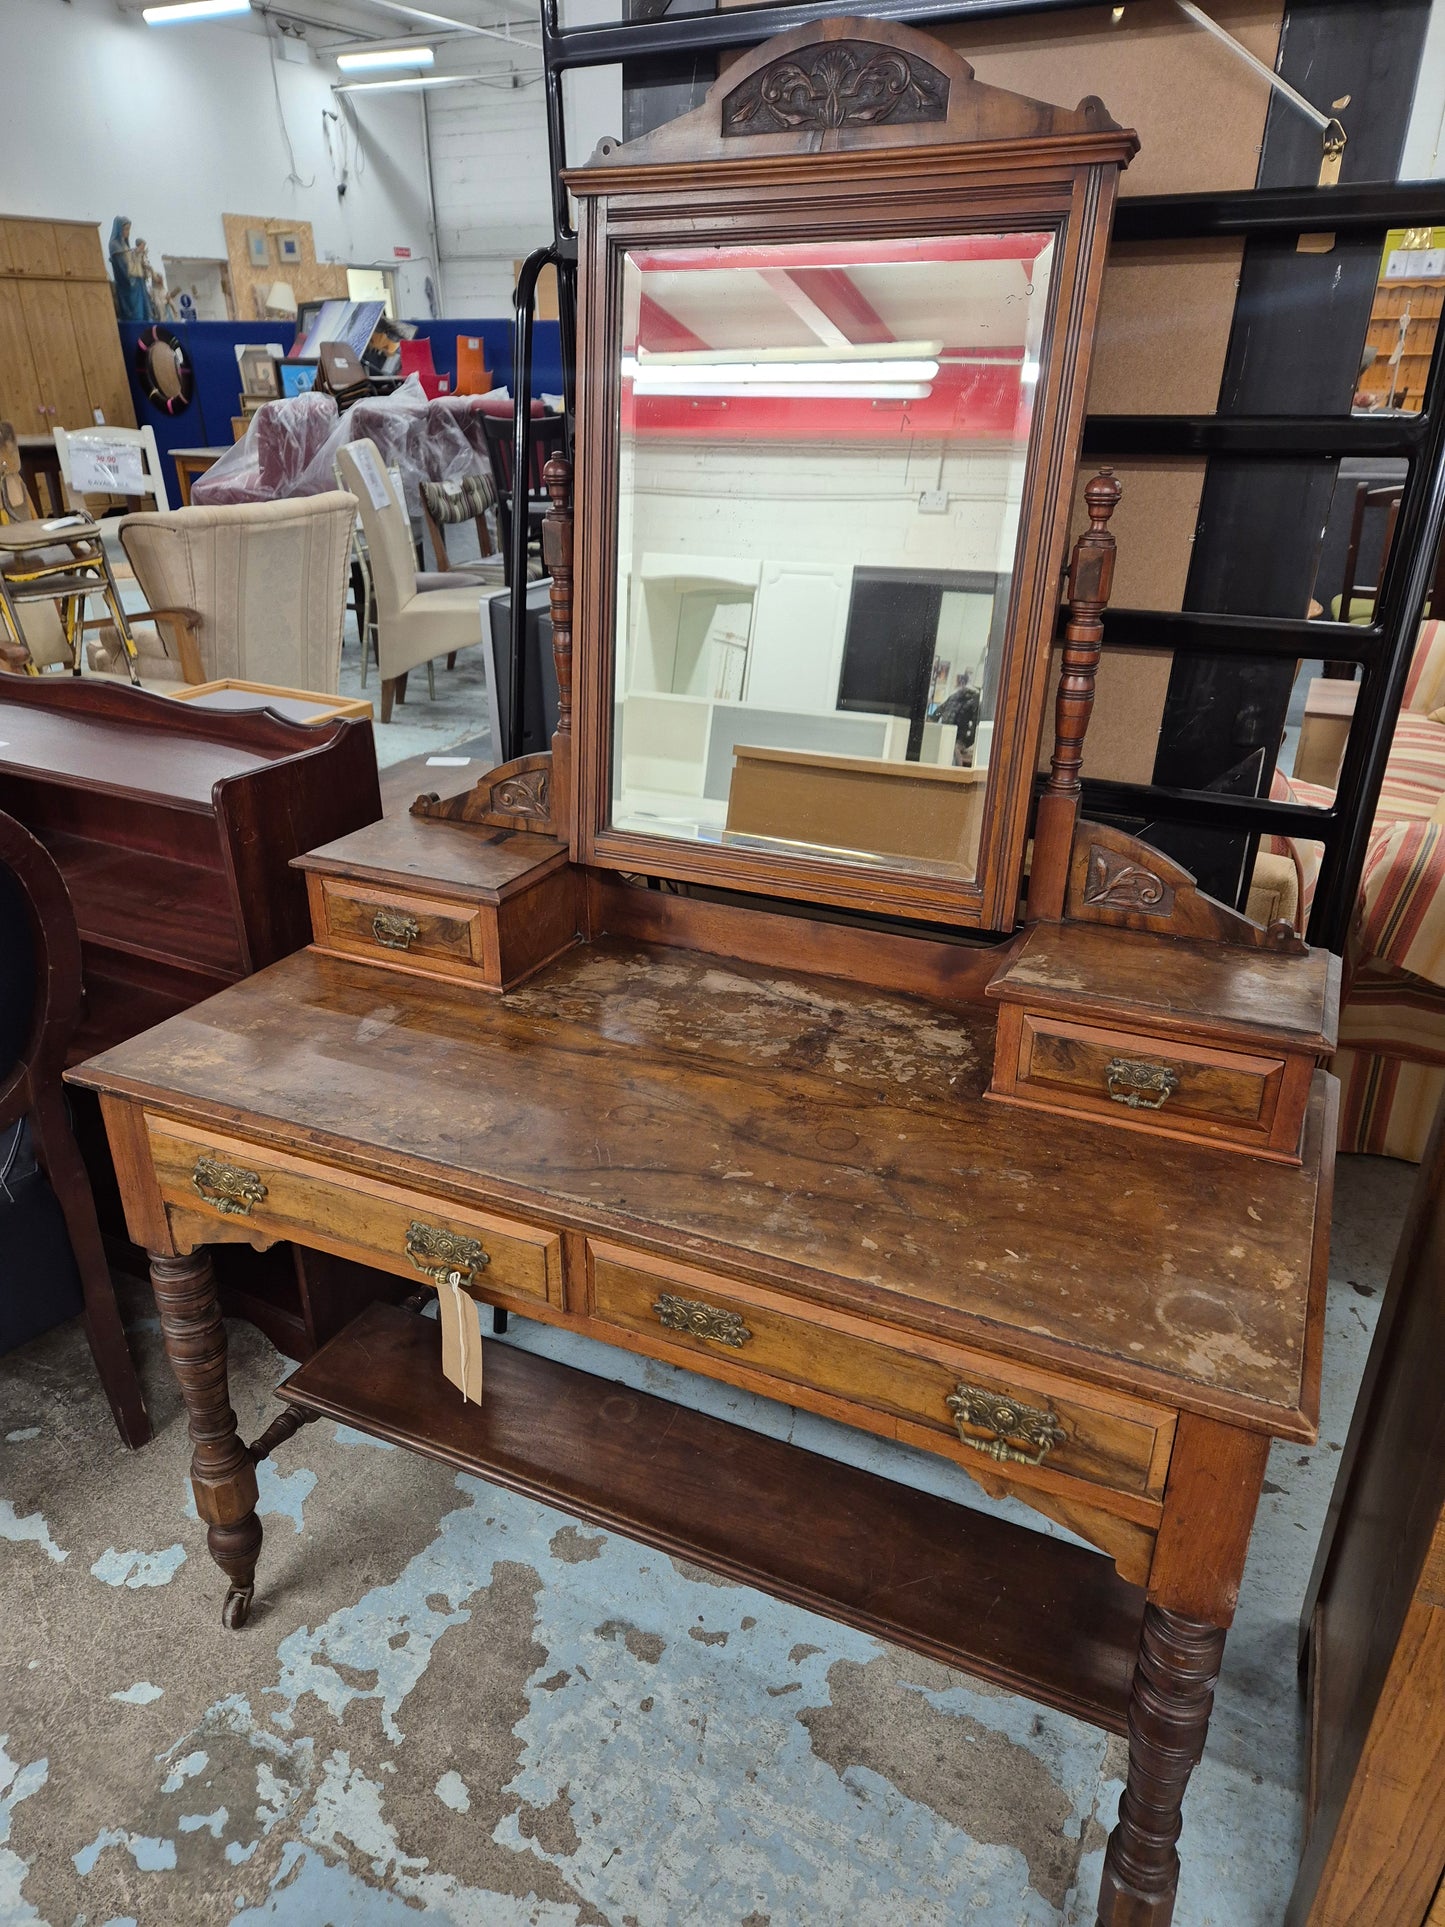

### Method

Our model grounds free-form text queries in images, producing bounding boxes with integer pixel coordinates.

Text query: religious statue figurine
[108,217,153,323]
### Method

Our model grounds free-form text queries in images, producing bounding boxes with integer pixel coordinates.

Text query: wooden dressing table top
[73,936,1331,1438]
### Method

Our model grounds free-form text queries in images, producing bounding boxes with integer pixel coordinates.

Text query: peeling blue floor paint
[73,1827,178,1875]
[434,1771,471,1813]
[110,1683,164,1706]
[89,1544,187,1588]
[0,1740,47,1926]
[0,1502,66,1564]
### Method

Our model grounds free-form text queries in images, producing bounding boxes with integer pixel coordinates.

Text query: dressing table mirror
[73,22,1341,1927]
[568,21,1136,928]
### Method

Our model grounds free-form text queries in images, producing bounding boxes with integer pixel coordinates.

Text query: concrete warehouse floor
[0,1153,1414,1926]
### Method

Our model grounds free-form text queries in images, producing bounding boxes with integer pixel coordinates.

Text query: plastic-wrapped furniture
[191,393,340,508]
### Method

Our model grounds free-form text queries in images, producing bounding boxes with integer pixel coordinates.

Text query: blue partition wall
[118,318,565,485]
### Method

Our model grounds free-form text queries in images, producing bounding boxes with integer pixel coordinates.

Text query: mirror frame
[565,17,1137,932]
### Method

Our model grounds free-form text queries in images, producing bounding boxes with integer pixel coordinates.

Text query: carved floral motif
[1082,845,1175,916]
[723,43,949,137]
[493,769,552,820]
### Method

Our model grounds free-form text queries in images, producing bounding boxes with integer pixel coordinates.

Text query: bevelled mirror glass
[567,21,1136,930]
[610,232,1056,880]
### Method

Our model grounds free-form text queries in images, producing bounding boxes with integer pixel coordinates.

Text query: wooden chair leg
[446,652,457,671]
[380,676,396,724]
[396,669,408,705]
[28,1085,150,1448]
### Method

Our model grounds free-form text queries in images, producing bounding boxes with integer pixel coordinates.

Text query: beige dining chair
[335,439,498,721]
[88,492,358,691]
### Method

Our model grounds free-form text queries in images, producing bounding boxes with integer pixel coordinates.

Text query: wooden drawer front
[588,1244,1172,1502]
[1005,1010,1303,1154]
[148,1118,561,1306]
[314,878,486,981]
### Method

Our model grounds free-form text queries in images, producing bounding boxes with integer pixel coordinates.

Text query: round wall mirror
[135,326,193,416]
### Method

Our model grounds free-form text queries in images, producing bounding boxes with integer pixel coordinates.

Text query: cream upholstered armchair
[335,440,496,722]
[88,492,357,693]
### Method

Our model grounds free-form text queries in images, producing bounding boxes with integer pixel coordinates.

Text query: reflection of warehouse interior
[612,234,1050,872]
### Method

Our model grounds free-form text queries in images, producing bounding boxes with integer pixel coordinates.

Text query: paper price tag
[68,439,146,496]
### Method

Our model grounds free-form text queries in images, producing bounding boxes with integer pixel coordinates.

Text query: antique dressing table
[71,24,1339,1924]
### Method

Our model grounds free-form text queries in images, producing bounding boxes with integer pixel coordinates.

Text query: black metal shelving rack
[504,0,1445,954]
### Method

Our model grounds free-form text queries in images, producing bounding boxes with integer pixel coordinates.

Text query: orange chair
[455,334,492,396]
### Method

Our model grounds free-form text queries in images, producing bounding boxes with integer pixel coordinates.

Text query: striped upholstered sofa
[1275,622,1445,1160]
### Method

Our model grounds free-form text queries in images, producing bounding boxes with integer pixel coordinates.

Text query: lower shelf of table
[278,1300,1145,1735]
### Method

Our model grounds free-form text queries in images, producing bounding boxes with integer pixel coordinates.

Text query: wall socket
[918,490,949,514]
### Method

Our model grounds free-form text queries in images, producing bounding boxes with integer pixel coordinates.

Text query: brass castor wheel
[222,1584,254,1630]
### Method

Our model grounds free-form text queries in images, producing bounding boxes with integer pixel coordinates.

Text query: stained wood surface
[0,700,266,809]
[281,1299,1145,1734]
[1288,1094,1445,1926]
[988,918,1339,1053]
[71,939,1331,1435]
[297,815,569,904]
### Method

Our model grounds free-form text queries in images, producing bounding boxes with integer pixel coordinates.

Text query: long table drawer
[587,1242,1174,1504]
[148,1117,562,1307]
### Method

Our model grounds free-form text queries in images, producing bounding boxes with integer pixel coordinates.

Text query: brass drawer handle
[1105,1057,1180,1111]
[405,1220,489,1287]
[653,1292,752,1348]
[373,909,421,951]
[947,1384,1065,1467]
[192,1155,268,1218]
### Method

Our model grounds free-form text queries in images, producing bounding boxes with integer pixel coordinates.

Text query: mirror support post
[1026,470,1122,923]
[542,454,574,843]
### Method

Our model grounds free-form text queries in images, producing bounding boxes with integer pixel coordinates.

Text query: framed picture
[237,346,281,399]
[245,229,270,269]
[276,233,302,266]
[280,360,318,398]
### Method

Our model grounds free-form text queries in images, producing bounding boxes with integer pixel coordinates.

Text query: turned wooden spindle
[1026,468,1122,923]
[148,1248,262,1629]
[541,451,574,839]
[1096,1604,1227,1927]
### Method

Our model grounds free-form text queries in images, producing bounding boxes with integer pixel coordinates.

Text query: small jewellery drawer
[993,1008,1311,1160]
[588,1243,1174,1503]
[147,1117,562,1306]
[309,878,489,985]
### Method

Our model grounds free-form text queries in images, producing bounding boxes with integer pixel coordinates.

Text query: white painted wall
[2,0,436,314]
[426,76,553,314]
[424,0,621,316]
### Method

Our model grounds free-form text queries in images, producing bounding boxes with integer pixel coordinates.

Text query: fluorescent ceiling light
[624,357,939,391]
[636,341,941,368]
[337,44,434,69]
[143,0,250,20]
[334,73,468,89]
[635,382,932,400]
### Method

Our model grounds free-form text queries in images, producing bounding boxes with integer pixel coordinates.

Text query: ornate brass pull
[405,1221,489,1287]
[192,1155,268,1218]
[1105,1057,1180,1111]
[654,1293,752,1348]
[373,909,421,951]
[946,1384,1066,1467]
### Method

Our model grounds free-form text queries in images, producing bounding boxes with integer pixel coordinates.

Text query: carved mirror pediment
[565,17,1137,932]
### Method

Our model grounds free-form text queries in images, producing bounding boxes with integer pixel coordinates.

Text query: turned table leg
[1096,1603,1228,1927]
[148,1249,262,1629]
